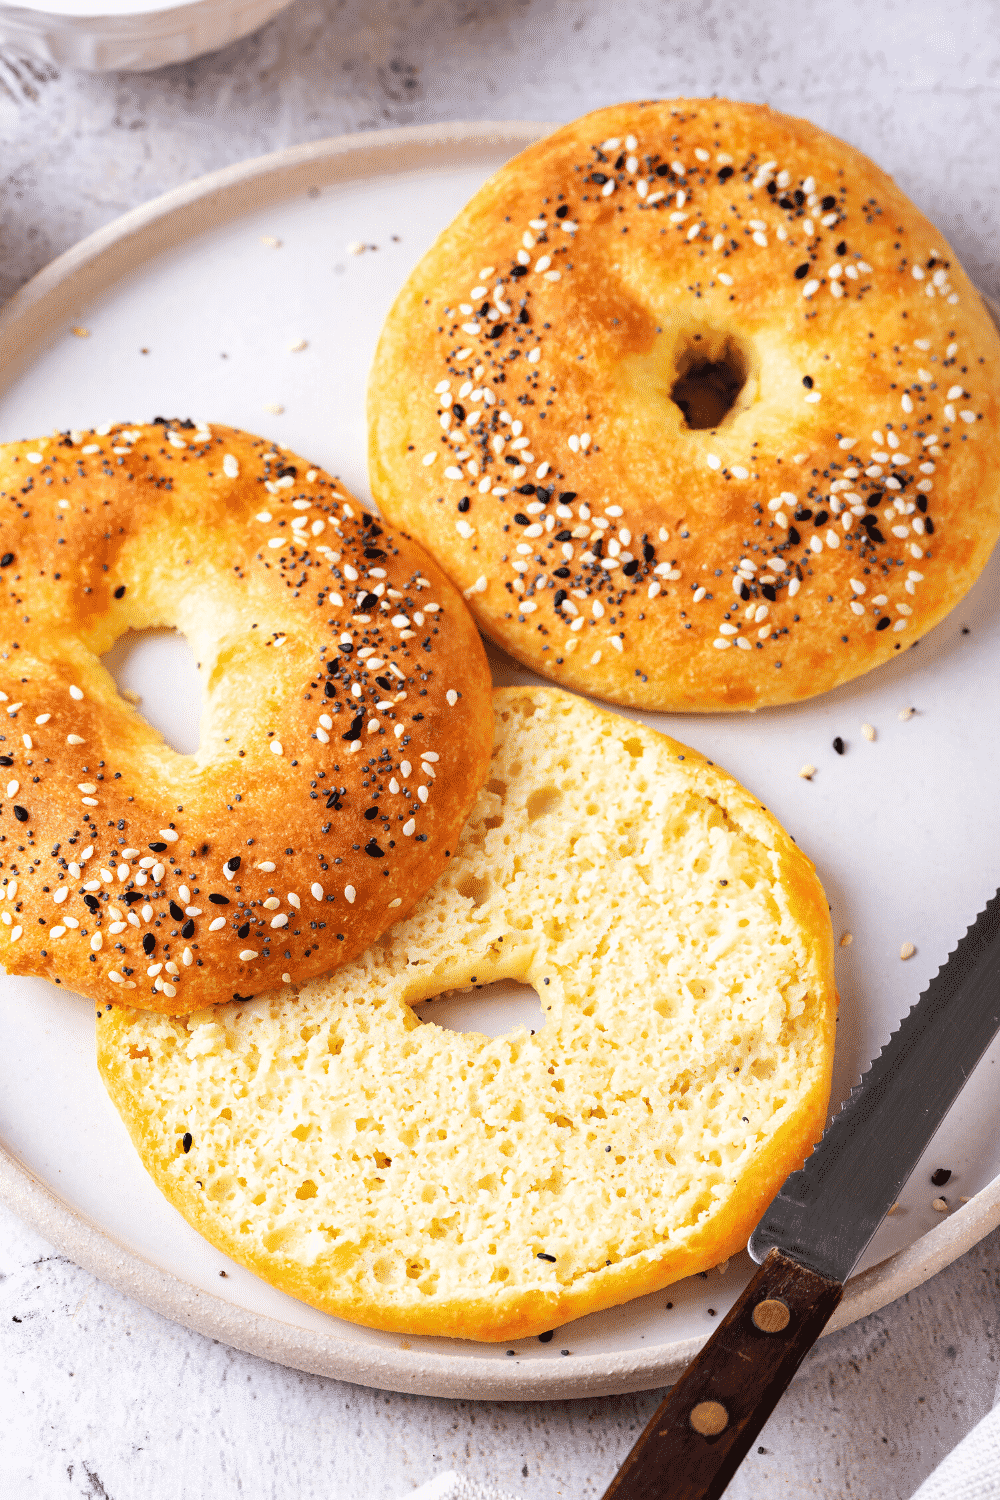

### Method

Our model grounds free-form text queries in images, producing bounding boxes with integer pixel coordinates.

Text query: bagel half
[0,423,492,1011]
[98,686,837,1341]
[368,99,1000,711]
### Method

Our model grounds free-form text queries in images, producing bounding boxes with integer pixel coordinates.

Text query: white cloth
[910,1401,1000,1499]
[405,1400,1000,1500]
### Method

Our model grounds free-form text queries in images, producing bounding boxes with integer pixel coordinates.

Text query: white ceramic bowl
[0,0,295,71]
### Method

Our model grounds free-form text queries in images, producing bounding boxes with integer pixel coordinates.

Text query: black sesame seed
[114,584,126,599]
[717,165,734,182]
[142,933,155,955]
[836,240,847,255]
[821,194,836,211]
[622,559,639,577]
[787,527,801,546]
[794,263,810,280]
[237,923,250,938]
[169,901,185,921]
[0,757,11,767]
[226,856,241,873]
[761,585,776,602]
[209,893,229,905]
[181,919,195,938]
[558,492,576,503]
[148,842,167,853]
[457,498,470,513]
[802,375,813,388]
[876,616,891,631]
[513,513,531,526]
[182,1132,192,1152]
[931,1168,952,1186]
[833,737,845,755]
[363,806,379,821]
[0,553,13,568]
[364,839,385,858]
[13,806,28,822]
[537,1252,556,1263]
[555,204,569,218]
[325,681,336,698]
[538,1330,555,1342]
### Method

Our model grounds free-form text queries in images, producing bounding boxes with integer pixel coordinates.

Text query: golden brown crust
[368,99,1000,711]
[99,687,837,1340]
[0,422,492,1012]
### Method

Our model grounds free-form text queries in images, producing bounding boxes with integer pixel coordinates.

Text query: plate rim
[2,122,999,1402]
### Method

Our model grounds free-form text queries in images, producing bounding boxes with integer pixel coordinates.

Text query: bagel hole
[418,979,546,1039]
[670,333,749,430]
[102,627,202,755]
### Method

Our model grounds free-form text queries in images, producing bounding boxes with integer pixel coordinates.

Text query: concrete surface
[2,2,999,1496]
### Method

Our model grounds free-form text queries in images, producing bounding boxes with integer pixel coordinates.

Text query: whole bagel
[0,422,492,1012]
[368,99,1000,712]
[99,687,837,1341]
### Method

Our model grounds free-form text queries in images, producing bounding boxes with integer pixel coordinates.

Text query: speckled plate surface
[0,124,999,1400]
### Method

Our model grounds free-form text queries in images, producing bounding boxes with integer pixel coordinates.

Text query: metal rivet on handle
[752,1299,791,1333]
[689,1401,729,1437]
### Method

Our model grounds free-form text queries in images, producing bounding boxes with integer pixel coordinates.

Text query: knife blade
[602,890,1000,1500]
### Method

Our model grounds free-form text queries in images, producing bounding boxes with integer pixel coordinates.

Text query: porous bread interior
[98,686,837,1342]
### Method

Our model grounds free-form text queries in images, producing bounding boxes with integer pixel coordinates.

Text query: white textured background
[2,2,999,1497]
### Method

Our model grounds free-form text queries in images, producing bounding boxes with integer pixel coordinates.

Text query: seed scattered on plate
[930,1167,952,1186]
[264,403,285,415]
[289,339,308,353]
[862,723,876,742]
[799,763,816,780]
[900,941,916,960]
[839,932,853,947]
[898,706,916,721]
[71,327,90,338]
[931,1197,949,1212]
[346,240,366,255]
[832,736,845,755]
[261,236,282,248]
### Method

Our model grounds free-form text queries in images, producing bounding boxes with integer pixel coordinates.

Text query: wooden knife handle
[601,1249,843,1500]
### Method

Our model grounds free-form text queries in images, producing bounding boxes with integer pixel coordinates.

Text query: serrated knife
[601,890,1000,1500]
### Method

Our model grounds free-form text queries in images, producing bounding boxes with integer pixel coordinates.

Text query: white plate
[1,123,999,1401]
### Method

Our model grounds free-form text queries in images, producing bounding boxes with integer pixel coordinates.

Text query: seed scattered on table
[840,932,853,947]
[930,1168,952,1186]
[799,763,816,780]
[898,706,916,721]
[931,1197,949,1212]
[862,723,876,742]
[900,941,916,960]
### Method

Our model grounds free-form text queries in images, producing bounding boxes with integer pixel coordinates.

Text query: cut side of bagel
[98,687,837,1342]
